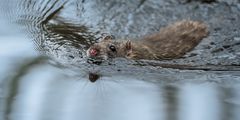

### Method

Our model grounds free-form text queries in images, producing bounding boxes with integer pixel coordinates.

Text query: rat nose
[89,48,98,56]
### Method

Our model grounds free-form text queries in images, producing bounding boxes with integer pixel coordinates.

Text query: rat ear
[125,40,132,51]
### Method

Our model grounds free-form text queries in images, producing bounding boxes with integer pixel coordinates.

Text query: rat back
[142,20,209,59]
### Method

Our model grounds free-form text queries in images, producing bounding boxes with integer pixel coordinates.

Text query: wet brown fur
[87,20,209,61]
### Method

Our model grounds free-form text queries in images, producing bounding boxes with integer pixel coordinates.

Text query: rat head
[87,35,132,62]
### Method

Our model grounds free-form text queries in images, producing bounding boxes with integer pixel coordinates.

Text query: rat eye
[109,45,116,52]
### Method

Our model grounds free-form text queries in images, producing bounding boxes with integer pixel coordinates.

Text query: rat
[87,20,209,63]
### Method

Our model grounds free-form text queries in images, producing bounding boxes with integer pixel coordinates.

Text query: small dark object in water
[88,72,100,82]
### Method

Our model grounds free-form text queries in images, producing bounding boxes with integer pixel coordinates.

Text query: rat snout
[86,47,105,65]
[88,48,98,56]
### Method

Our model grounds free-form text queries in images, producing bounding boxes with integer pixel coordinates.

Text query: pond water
[1,0,240,120]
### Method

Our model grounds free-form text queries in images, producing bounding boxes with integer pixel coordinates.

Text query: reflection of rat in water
[87,20,209,62]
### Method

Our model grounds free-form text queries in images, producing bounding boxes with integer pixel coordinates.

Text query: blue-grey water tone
[1,0,240,120]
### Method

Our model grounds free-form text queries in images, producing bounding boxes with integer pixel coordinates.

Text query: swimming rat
[87,20,209,63]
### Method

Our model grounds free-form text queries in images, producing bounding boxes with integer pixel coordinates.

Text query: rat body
[87,20,209,62]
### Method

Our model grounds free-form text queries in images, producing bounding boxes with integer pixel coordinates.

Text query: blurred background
[0,0,240,120]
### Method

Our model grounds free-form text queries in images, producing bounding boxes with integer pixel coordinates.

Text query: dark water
[1,0,240,120]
